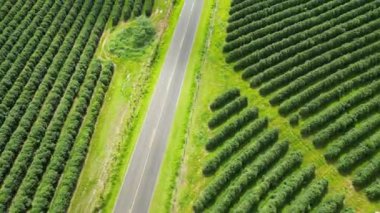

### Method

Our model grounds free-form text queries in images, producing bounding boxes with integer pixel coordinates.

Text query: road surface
[113,0,204,212]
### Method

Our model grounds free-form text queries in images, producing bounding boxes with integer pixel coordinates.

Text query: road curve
[113,0,204,212]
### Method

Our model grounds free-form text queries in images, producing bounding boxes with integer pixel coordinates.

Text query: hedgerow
[206,107,258,151]
[208,96,248,129]
[314,194,345,213]
[209,88,240,111]
[288,179,328,213]
[260,165,316,212]
[194,129,278,211]
[203,118,270,175]
[231,152,302,212]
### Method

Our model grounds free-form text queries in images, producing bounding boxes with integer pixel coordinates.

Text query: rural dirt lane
[113,0,204,212]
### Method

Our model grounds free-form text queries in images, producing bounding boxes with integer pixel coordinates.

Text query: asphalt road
[113,0,204,212]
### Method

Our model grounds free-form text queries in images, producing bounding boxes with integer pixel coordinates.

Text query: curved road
[114,0,204,212]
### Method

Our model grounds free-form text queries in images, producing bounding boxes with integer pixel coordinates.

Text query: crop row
[257,13,380,95]
[227,0,310,33]
[0,0,93,153]
[0,0,114,211]
[232,152,302,212]
[209,88,240,111]
[203,118,269,175]
[238,2,379,77]
[260,165,316,212]
[365,180,380,200]
[225,0,363,58]
[325,116,380,163]
[312,97,380,147]
[0,0,82,117]
[0,1,103,210]
[229,0,277,20]
[31,2,113,212]
[300,79,380,137]
[252,25,380,96]
[277,50,380,115]
[0,0,49,71]
[0,0,85,184]
[208,96,248,129]
[206,107,258,151]
[0,1,34,37]
[111,0,155,26]
[212,141,289,212]
[0,0,36,46]
[226,0,330,43]
[299,66,380,119]
[352,152,380,188]
[288,179,328,212]
[314,194,345,213]
[194,129,278,212]
[48,61,113,212]
[0,0,64,103]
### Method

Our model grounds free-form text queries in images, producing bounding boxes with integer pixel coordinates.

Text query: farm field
[0,0,181,212]
[170,0,380,212]
[1,0,380,212]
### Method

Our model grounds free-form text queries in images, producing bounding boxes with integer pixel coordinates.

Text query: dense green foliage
[110,0,155,26]
[194,95,348,212]
[208,96,248,129]
[107,16,156,58]
[223,0,380,201]
[209,88,240,111]
[0,0,117,211]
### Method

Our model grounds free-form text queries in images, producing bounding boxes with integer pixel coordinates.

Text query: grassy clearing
[69,0,184,212]
[171,0,380,212]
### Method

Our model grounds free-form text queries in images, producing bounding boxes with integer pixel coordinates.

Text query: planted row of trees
[0,0,104,211]
[226,0,333,43]
[227,0,310,33]
[212,141,289,212]
[298,65,380,119]
[203,118,270,175]
[352,153,380,188]
[208,96,248,129]
[209,88,240,111]
[232,151,302,212]
[206,107,258,151]
[224,0,380,203]
[225,0,362,60]
[324,116,380,162]
[0,0,64,103]
[194,128,278,211]
[365,180,380,200]
[300,80,380,137]
[277,50,380,115]
[271,35,380,108]
[314,194,345,213]
[260,166,315,212]
[0,0,115,212]
[288,179,328,212]
[110,0,155,26]
[229,0,273,18]
[48,61,114,213]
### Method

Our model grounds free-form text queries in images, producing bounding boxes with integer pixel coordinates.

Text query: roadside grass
[69,0,185,212]
[171,0,380,212]
[149,0,214,212]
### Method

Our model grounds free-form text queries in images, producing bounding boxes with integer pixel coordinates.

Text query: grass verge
[69,0,185,212]
[149,0,215,212]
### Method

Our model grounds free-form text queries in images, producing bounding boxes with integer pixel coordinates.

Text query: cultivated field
[0,0,159,212]
[172,0,380,212]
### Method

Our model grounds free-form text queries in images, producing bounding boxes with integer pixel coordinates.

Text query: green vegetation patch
[106,17,156,58]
